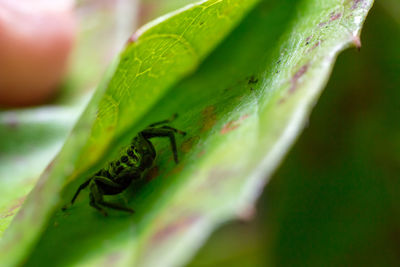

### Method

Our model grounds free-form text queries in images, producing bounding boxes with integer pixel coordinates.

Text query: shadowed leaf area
[0,0,374,266]
[188,2,400,266]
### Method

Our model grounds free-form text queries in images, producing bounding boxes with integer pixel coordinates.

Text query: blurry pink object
[0,0,76,106]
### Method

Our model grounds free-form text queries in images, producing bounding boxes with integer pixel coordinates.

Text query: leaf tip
[352,35,362,51]
[237,204,256,221]
[126,32,140,45]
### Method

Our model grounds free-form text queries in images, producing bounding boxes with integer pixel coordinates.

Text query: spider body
[68,116,185,216]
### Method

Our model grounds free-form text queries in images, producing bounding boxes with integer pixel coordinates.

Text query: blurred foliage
[0,106,82,235]
[188,1,400,266]
[0,0,136,238]
[138,0,198,24]
[59,0,138,103]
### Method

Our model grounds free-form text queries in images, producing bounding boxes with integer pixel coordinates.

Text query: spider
[65,115,186,216]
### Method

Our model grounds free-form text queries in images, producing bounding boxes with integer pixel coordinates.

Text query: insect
[66,115,186,216]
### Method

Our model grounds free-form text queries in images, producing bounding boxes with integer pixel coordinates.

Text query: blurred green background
[186,1,400,266]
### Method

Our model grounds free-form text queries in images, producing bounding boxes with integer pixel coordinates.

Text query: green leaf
[0,0,373,266]
[0,106,82,235]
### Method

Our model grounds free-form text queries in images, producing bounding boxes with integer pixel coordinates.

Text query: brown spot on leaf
[289,63,310,93]
[181,136,199,153]
[221,121,239,134]
[240,114,249,120]
[330,12,342,21]
[201,106,217,132]
[106,126,115,133]
[166,164,184,177]
[43,158,56,173]
[197,150,206,158]
[318,21,327,27]
[220,114,249,135]
[151,214,201,244]
[352,0,364,10]
[127,32,140,45]
[0,196,26,218]
[145,166,159,182]
[307,40,322,53]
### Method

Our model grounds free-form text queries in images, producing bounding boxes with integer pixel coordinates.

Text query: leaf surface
[0,0,373,266]
[0,107,82,235]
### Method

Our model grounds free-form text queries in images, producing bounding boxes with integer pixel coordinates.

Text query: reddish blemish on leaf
[127,32,140,45]
[307,40,322,53]
[151,214,201,244]
[305,35,313,45]
[220,121,239,134]
[289,63,310,93]
[241,114,249,120]
[201,106,217,132]
[196,150,206,158]
[180,136,199,153]
[0,196,26,219]
[44,159,55,173]
[166,164,184,177]
[146,166,159,182]
[330,12,342,21]
[352,0,364,10]
[220,114,249,134]
[318,12,341,28]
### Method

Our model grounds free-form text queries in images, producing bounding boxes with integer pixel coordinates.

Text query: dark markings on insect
[63,114,186,216]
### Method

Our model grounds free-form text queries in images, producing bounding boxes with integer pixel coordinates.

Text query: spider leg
[89,180,108,216]
[71,178,91,205]
[147,113,178,127]
[98,200,135,213]
[141,128,182,164]
[93,176,122,188]
[92,176,134,214]
[160,126,186,136]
